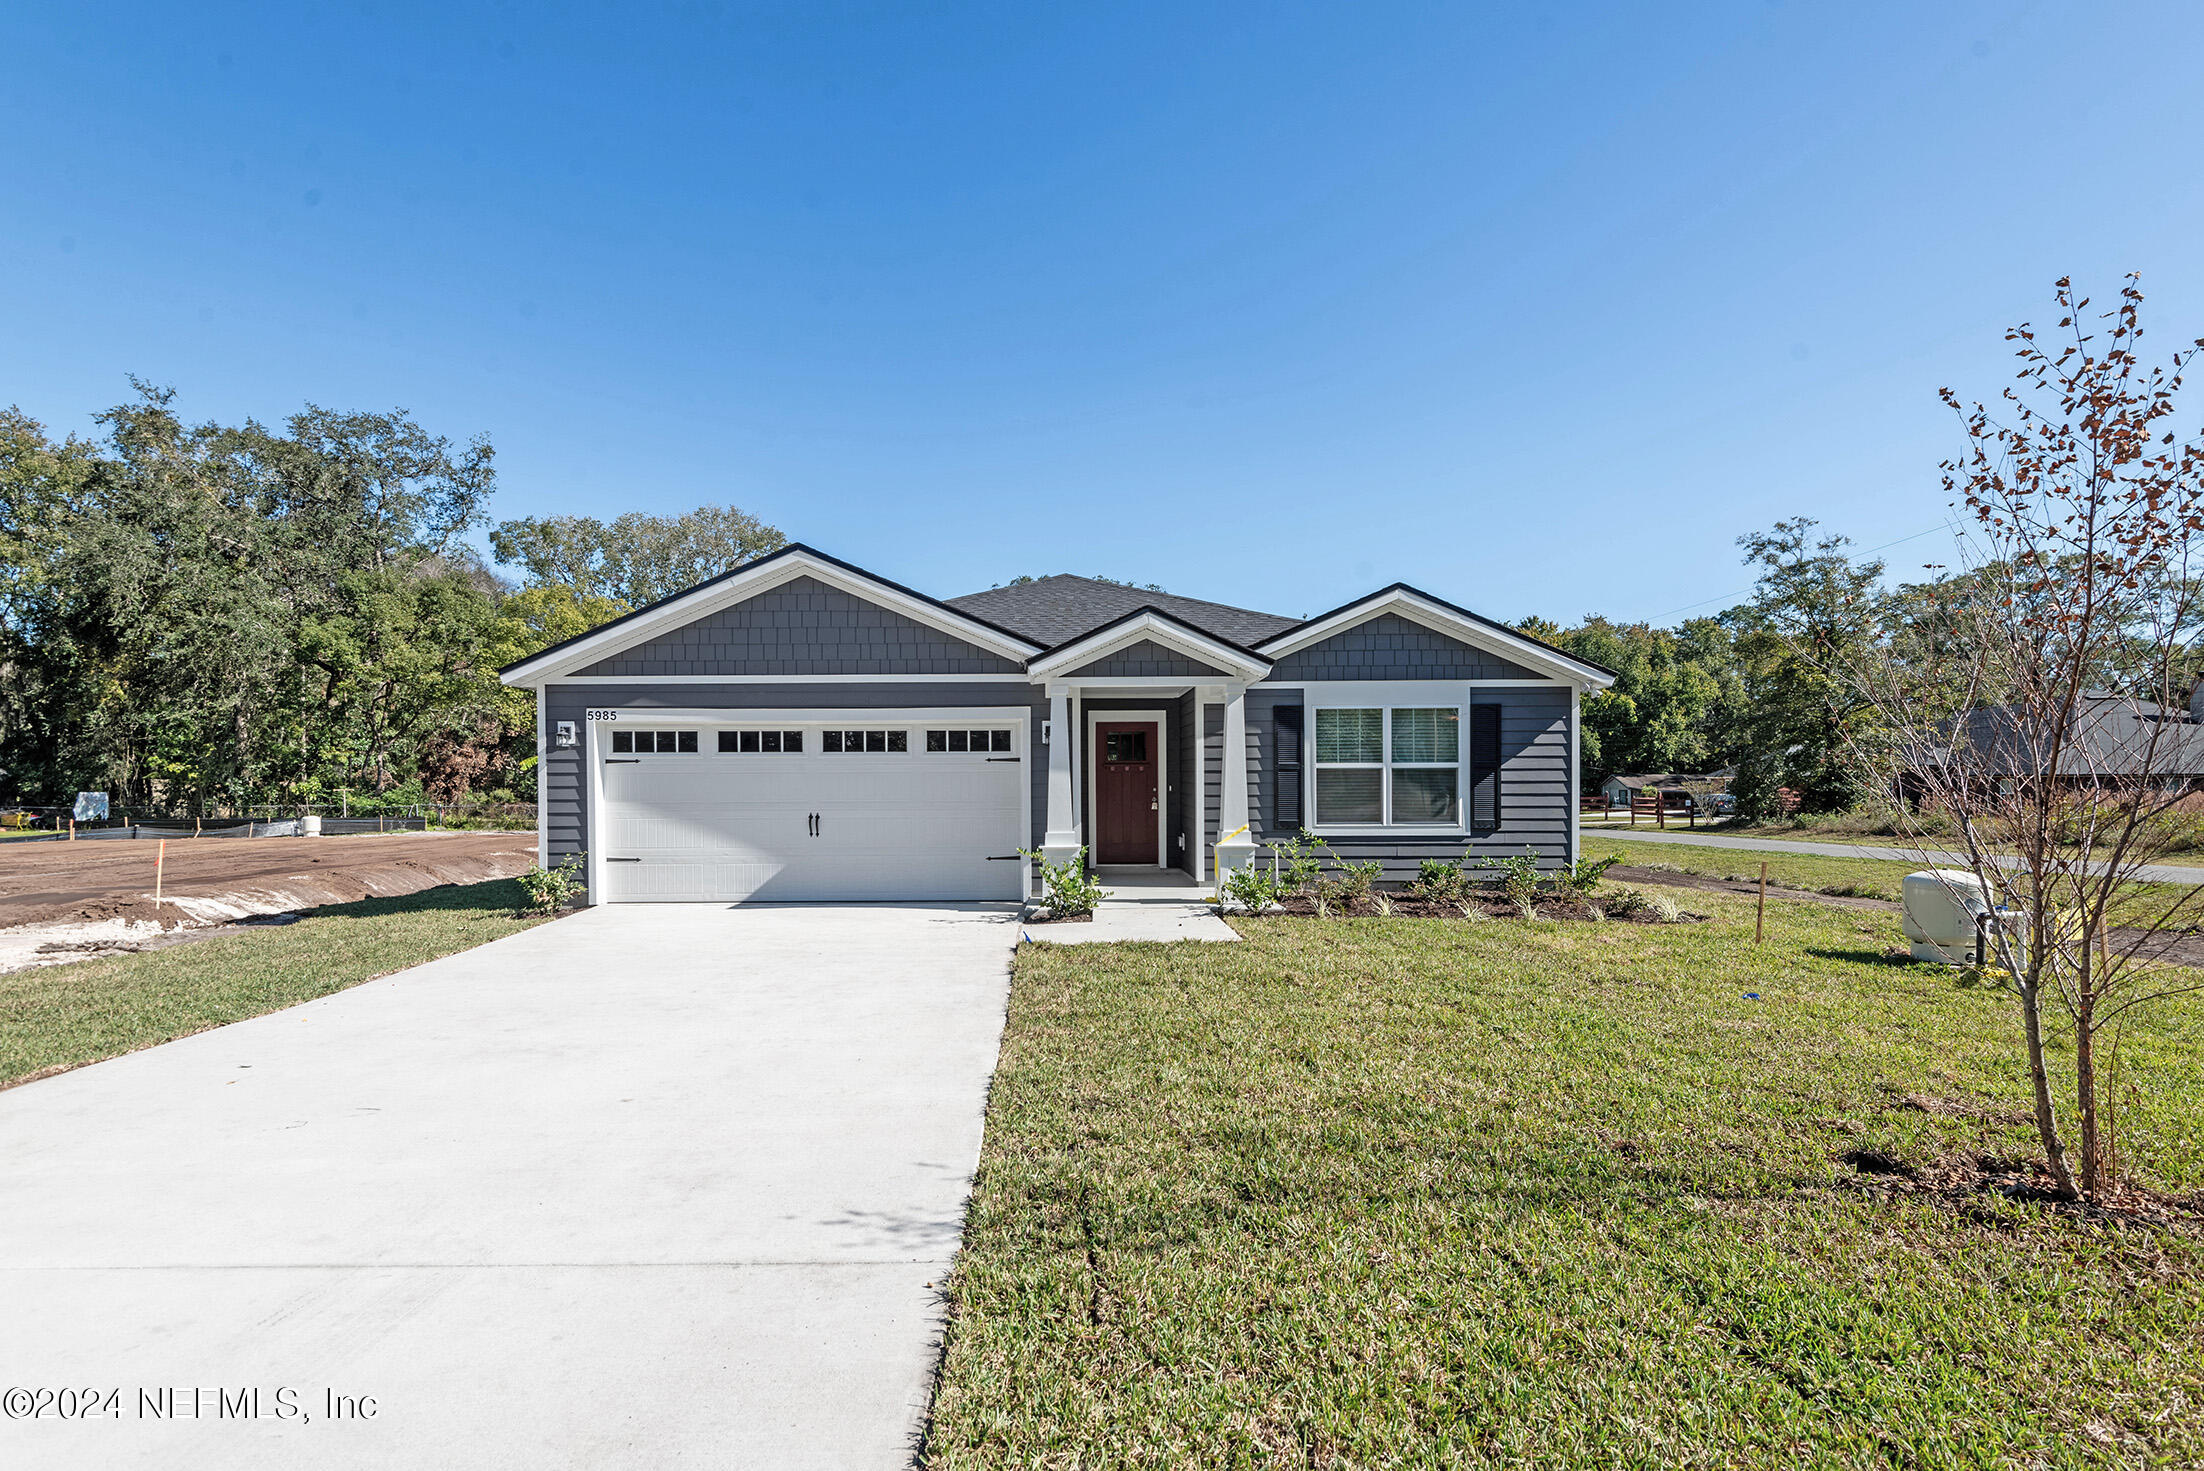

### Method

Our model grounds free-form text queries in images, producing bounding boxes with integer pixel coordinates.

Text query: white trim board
[503,547,1043,685]
[1028,609,1270,682]
[1083,706,1170,868]
[534,693,549,870]
[582,705,1035,724]
[1254,679,1573,691]
[1256,588,1613,689]
[554,673,1032,685]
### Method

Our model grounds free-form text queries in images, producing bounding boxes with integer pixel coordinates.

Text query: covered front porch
[1035,678,1257,883]
[1024,606,1274,886]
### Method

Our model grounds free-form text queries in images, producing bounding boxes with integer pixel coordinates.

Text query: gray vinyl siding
[1224,684,1574,880]
[1060,639,1230,680]
[1267,613,1541,682]
[540,680,1049,901]
[575,575,1022,678]
[1195,687,1289,875]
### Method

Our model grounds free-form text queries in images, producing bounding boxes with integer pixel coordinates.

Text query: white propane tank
[302,814,323,837]
[1902,869,2005,964]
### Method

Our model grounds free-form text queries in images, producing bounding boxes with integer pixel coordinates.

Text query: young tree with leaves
[1729,519,1886,815]
[1848,276,2204,1203]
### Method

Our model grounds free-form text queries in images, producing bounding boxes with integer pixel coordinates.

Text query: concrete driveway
[0,903,1018,1469]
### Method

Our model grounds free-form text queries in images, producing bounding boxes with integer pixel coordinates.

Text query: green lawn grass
[1583,834,1928,902]
[1585,834,2204,929]
[926,890,2204,1467]
[0,878,548,1088]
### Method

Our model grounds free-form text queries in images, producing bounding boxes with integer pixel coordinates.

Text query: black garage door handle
[607,857,641,863]
[986,854,1021,860]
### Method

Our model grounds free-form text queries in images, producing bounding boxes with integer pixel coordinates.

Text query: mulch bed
[1248,891,1706,924]
[1822,1145,2204,1232]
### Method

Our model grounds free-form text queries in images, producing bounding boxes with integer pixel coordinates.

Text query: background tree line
[1525,518,1962,822]
[3,386,2094,825]
[0,384,783,812]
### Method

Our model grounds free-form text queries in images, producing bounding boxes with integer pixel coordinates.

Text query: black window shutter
[1272,703,1303,832]
[1470,704,1502,829]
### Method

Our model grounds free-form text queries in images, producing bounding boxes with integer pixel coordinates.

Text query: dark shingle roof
[946,575,1300,649]
[1948,698,2204,777]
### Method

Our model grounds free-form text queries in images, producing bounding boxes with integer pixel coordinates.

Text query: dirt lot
[0,831,536,931]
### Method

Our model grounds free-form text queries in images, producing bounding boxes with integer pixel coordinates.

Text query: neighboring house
[1596,769,1735,808]
[1927,694,2204,794]
[500,545,1616,904]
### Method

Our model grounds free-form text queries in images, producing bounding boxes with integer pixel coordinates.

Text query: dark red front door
[1095,722,1159,864]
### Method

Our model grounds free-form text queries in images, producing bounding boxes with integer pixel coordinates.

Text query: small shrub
[1022,847,1109,918]
[1406,858,1471,904]
[1220,862,1284,915]
[1606,886,1684,923]
[1604,887,1652,918]
[1310,841,1382,909]
[1478,850,1543,919]
[1324,857,1382,904]
[515,852,586,916]
[1558,854,1620,894]
[1373,890,1395,917]
[1272,833,1326,896]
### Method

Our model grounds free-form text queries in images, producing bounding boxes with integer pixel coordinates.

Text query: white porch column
[1568,684,1582,868]
[1215,681,1256,885]
[1042,683,1081,870]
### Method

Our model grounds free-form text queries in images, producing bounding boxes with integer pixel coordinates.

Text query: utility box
[1902,869,2020,965]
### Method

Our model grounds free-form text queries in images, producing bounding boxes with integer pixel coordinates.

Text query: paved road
[1583,826,2204,886]
[0,903,1018,1469]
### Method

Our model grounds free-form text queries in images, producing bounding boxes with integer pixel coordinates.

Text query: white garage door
[597,720,1026,902]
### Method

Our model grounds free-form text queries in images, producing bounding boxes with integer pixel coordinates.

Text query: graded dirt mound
[0,831,536,939]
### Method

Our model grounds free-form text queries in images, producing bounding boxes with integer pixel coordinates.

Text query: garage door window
[822,729,908,753]
[718,730,805,753]
[925,729,1011,753]
[610,729,697,754]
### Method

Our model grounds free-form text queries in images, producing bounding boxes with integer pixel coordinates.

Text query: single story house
[499,545,1616,904]
[1596,769,1735,808]
[1913,695,2204,798]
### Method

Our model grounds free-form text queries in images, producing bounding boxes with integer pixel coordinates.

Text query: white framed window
[1311,705,1461,827]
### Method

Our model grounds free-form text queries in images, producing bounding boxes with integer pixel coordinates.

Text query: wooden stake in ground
[1754,860,1768,944]
[155,838,166,907]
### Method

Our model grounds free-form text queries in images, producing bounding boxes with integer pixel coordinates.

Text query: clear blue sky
[7,2,2201,624]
